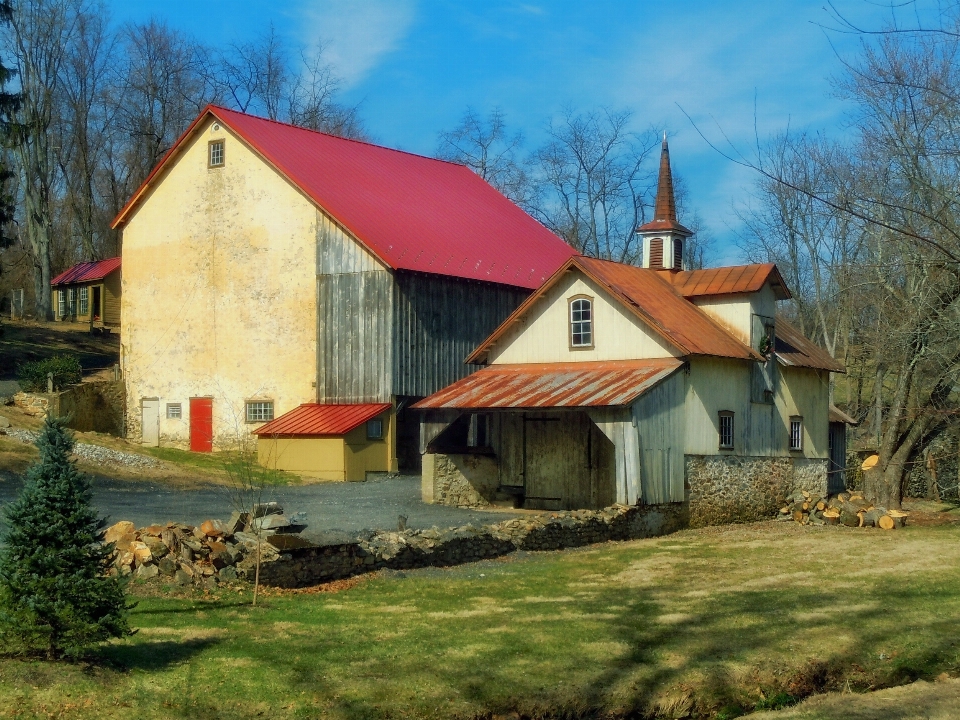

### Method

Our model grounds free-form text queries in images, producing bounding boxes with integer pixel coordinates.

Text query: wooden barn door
[524,413,591,510]
[190,397,213,453]
[141,399,159,447]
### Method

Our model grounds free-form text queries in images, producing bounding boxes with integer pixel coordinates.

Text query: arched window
[649,238,663,268]
[569,296,593,348]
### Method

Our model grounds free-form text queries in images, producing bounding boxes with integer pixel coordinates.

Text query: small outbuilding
[253,403,393,481]
[51,257,121,329]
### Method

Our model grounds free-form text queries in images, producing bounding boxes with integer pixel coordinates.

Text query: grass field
[1,517,959,719]
[0,320,119,381]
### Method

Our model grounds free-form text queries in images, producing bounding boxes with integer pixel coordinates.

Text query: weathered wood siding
[316,271,393,403]
[393,271,527,398]
[316,213,383,275]
[684,356,829,459]
[489,270,679,364]
[632,369,686,504]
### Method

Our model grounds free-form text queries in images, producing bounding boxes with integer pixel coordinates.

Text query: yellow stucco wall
[488,270,679,364]
[257,437,346,480]
[120,116,318,448]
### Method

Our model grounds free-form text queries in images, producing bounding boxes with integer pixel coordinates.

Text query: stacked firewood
[779,490,909,529]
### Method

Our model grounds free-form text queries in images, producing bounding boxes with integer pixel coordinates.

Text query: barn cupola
[637,134,692,271]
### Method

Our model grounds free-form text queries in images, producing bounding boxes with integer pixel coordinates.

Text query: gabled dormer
[638,135,693,271]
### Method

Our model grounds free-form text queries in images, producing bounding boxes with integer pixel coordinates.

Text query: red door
[190,397,213,452]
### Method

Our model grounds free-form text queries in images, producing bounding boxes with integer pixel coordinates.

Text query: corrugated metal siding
[317,271,394,403]
[393,271,527,398]
[632,370,686,504]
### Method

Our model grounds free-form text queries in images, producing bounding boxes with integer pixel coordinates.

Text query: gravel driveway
[0,474,514,536]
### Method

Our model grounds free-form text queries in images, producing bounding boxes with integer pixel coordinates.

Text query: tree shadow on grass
[132,600,252,616]
[97,637,220,672]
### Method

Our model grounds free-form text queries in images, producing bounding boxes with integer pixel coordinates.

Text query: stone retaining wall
[421,452,499,507]
[14,381,125,435]
[254,501,688,588]
[686,455,828,527]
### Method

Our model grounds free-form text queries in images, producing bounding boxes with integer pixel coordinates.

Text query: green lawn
[1,521,959,719]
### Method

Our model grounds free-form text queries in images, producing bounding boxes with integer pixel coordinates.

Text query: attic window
[208,140,224,168]
[569,296,593,348]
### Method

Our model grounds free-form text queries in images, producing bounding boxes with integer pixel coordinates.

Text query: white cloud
[298,0,417,88]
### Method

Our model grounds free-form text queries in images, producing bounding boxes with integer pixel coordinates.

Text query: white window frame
[209,140,225,167]
[57,290,65,318]
[719,411,735,450]
[245,401,274,423]
[166,403,182,420]
[79,286,89,316]
[789,416,803,451]
[569,296,594,349]
[67,287,76,315]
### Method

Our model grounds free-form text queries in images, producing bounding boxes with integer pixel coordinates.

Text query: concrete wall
[121,115,318,449]
[14,381,124,435]
[488,270,679,364]
[686,455,828,527]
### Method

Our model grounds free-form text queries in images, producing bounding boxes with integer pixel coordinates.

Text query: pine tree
[0,416,131,659]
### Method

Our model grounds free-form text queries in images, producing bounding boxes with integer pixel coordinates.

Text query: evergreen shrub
[16,355,82,392]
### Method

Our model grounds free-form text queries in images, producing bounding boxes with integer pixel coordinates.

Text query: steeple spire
[637,133,692,271]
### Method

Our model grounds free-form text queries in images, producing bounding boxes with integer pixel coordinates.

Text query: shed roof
[51,257,121,287]
[662,263,791,300]
[467,256,760,364]
[774,317,845,373]
[252,403,391,437]
[112,106,576,290]
[412,359,683,410]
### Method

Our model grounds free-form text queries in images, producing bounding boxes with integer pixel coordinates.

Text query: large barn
[415,139,848,524]
[112,106,575,478]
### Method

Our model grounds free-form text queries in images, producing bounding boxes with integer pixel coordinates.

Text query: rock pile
[777,489,909,529]
[104,503,307,588]
[3,427,162,470]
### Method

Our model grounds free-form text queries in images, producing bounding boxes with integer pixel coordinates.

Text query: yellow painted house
[415,139,849,522]
[111,106,575,478]
[51,257,121,328]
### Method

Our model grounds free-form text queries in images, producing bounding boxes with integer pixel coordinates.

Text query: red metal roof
[468,256,760,364]
[112,107,576,290]
[50,257,121,287]
[774,317,845,373]
[663,263,792,300]
[412,359,683,410]
[252,403,391,437]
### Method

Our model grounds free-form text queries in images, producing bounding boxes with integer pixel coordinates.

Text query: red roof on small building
[252,403,391,437]
[51,257,121,287]
[112,106,576,290]
[412,359,683,410]
[663,263,791,300]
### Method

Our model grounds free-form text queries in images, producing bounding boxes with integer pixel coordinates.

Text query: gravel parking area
[0,474,516,536]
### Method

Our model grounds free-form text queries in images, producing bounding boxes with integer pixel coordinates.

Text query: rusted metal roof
[112,106,576,291]
[774,317,845,373]
[829,405,858,425]
[51,257,121,287]
[252,403,391,437]
[663,263,792,300]
[468,256,759,365]
[412,359,683,410]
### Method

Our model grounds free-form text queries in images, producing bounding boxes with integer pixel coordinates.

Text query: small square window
[246,401,274,423]
[209,140,224,167]
[789,416,803,451]
[166,403,182,420]
[718,411,734,450]
[367,418,383,440]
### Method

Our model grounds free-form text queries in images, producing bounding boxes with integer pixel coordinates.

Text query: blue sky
[109,0,941,263]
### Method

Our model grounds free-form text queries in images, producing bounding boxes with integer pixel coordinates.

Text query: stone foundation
[422,452,499,507]
[255,502,689,588]
[686,455,828,527]
[14,381,125,435]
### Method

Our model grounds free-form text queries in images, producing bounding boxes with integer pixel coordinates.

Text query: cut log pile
[778,490,909,529]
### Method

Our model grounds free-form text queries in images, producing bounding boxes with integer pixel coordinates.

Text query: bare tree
[436,107,530,204]
[527,108,659,263]
[287,40,366,139]
[5,0,84,319]
[217,23,287,120]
